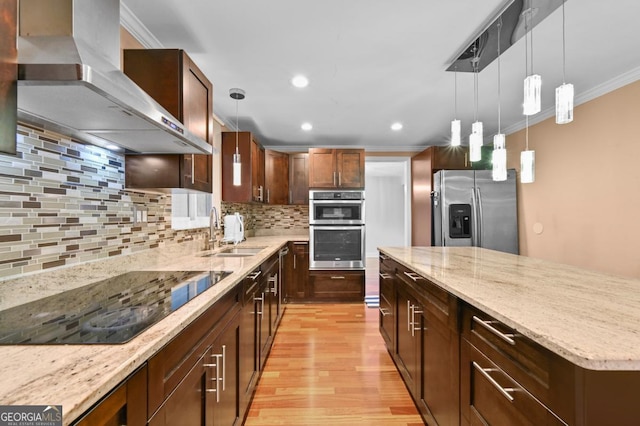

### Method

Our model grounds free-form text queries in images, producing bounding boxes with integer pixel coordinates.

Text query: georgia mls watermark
[0,405,62,426]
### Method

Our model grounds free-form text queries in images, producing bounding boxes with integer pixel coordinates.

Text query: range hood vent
[447,0,565,73]
[17,0,212,154]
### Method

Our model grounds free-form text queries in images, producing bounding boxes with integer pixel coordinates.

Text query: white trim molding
[120,3,164,49]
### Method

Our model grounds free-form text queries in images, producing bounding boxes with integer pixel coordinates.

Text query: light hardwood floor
[244,303,424,425]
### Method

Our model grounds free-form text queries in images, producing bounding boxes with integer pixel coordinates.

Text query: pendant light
[521,112,536,183]
[230,88,245,186]
[555,0,574,124]
[492,18,507,182]
[523,4,541,116]
[451,67,461,147]
[469,41,483,162]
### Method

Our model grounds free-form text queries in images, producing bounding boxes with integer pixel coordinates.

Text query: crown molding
[120,3,164,49]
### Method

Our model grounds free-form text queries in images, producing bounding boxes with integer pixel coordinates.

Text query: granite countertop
[0,235,307,424]
[378,246,640,371]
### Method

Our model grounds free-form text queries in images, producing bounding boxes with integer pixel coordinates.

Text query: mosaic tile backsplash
[0,124,308,279]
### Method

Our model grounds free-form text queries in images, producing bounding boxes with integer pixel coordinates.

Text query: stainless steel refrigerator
[432,169,518,254]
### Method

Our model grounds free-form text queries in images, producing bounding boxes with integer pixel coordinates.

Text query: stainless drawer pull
[473,362,515,402]
[268,274,278,295]
[379,307,389,316]
[379,272,392,279]
[472,316,516,346]
[403,271,423,282]
[330,276,345,280]
[248,270,262,280]
[380,254,388,261]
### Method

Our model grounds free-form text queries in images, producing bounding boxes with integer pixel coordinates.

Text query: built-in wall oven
[309,190,365,270]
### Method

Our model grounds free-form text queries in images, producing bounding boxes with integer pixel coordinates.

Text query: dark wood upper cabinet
[123,49,213,192]
[411,146,468,246]
[308,148,364,189]
[222,131,265,202]
[264,149,289,204]
[288,153,309,205]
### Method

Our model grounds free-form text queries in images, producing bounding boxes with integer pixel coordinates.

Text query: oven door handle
[308,225,364,231]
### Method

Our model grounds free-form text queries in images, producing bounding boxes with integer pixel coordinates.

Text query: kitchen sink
[200,247,266,257]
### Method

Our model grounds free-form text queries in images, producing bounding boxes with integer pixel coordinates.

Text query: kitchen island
[0,235,306,425]
[378,246,640,425]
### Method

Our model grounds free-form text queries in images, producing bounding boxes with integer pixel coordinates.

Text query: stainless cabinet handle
[472,316,516,346]
[330,276,345,280]
[472,361,515,402]
[269,273,278,295]
[338,171,342,186]
[204,348,225,403]
[293,254,297,269]
[380,254,388,261]
[379,307,389,316]
[254,292,265,318]
[407,300,411,332]
[191,154,195,184]
[289,190,292,204]
[248,270,262,281]
[333,171,337,186]
[379,272,392,280]
[267,188,270,203]
[411,304,423,337]
[403,271,423,282]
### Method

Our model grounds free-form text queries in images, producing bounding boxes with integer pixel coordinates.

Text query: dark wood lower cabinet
[73,365,147,426]
[308,270,364,301]
[284,241,309,302]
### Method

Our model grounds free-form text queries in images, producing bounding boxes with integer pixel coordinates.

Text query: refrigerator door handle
[470,188,479,247]
[476,187,483,247]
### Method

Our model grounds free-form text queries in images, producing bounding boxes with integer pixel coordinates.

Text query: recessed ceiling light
[301,122,313,131]
[105,144,122,151]
[291,75,309,88]
[391,122,403,131]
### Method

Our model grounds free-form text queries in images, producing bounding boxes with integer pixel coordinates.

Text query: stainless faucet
[208,206,219,249]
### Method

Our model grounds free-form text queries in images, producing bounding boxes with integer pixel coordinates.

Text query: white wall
[365,158,411,257]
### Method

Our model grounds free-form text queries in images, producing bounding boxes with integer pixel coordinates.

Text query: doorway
[364,156,411,298]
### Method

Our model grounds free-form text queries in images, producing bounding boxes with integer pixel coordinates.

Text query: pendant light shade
[230,88,245,187]
[469,131,482,162]
[520,150,535,183]
[556,83,574,124]
[523,74,541,115]
[555,0,574,124]
[451,119,461,146]
[492,134,507,181]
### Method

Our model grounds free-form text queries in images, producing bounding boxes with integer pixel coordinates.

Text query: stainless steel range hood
[17,0,212,154]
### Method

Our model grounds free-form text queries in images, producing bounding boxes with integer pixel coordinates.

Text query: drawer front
[379,271,395,349]
[462,341,566,426]
[462,304,573,424]
[309,270,364,301]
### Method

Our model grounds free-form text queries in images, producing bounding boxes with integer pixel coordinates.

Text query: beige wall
[506,80,640,278]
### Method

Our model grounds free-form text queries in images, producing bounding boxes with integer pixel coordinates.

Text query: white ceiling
[121,0,640,152]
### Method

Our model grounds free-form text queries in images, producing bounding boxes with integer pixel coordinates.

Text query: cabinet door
[308,148,337,188]
[211,316,240,426]
[395,284,422,398]
[239,273,260,417]
[378,260,395,351]
[182,53,213,192]
[265,149,289,204]
[288,153,309,204]
[285,242,309,301]
[148,353,212,426]
[420,309,460,426]
[256,280,271,372]
[221,132,253,202]
[251,139,265,202]
[336,149,365,188]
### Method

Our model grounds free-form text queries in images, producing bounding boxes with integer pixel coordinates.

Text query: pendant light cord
[473,41,479,122]
[497,19,502,133]
[235,97,239,155]
[562,0,566,84]
[454,67,458,119]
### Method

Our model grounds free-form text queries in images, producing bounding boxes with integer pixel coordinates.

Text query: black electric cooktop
[0,270,231,345]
